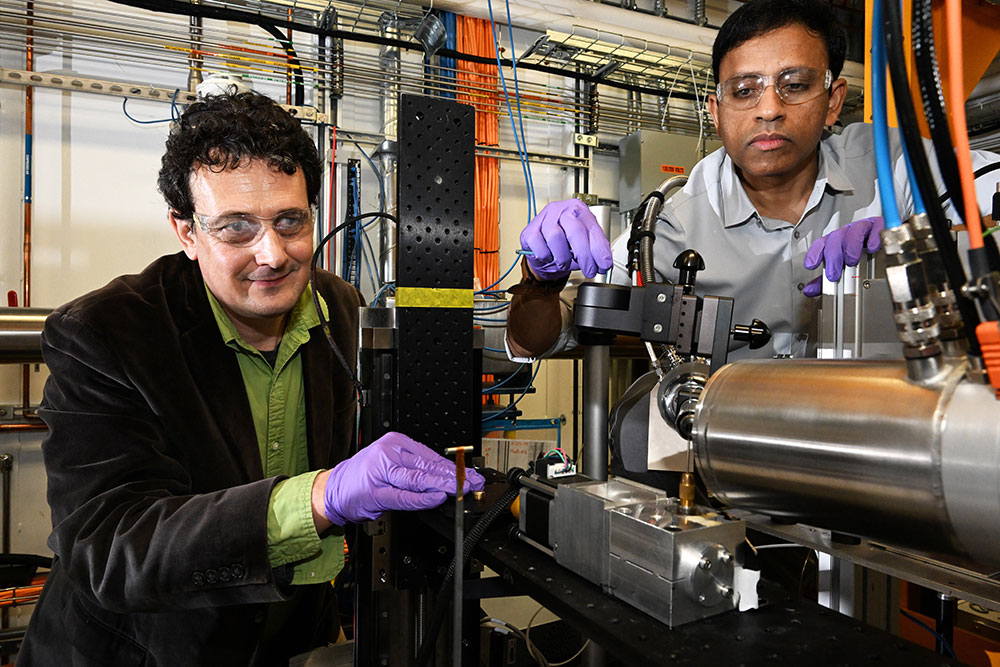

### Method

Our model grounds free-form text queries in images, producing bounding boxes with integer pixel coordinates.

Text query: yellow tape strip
[395,287,474,309]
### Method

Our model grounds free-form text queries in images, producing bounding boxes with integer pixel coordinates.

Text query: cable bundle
[457,16,502,291]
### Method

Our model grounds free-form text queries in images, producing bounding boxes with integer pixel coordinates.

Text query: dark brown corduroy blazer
[17,252,360,666]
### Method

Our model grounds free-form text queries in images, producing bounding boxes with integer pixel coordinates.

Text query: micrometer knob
[731,318,772,350]
[673,249,706,292]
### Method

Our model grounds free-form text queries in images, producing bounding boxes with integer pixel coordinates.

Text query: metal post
[375,141,398,284]
[583,642,607,666]
[936,593,956,656]
[1,452,11,634]
[582,344,610,481]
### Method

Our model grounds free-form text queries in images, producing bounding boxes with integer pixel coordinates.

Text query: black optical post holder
[574,249,770,372]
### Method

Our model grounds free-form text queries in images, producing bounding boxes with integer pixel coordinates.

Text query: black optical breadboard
[394,94,478,452]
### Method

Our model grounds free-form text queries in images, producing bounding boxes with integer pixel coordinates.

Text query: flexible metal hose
[639,175,688,285]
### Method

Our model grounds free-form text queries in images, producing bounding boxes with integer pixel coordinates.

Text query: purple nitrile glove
[802,217,885,297]
[323,432,486,526]
[519,199,614,280]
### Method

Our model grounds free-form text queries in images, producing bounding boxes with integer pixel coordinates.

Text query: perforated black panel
[395,95,478,452]
[397,95,475,289]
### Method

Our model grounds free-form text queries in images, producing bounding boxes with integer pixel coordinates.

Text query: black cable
[912,0,965,225]
[105,0,700,103]
[309,211,399,395]
[883,0,982,354]
[258,23,305,107]
[414,483,520,667]
[938,162,1000,206]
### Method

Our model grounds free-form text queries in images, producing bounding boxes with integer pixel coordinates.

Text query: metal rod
[452,447,465,667]
[0,423,47,432]
[582,344,610,481]
[0,454,10,556]
[936,593,955,656]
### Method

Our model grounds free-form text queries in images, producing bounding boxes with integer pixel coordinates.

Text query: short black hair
[158,91,321,219]
[712,0,846,83]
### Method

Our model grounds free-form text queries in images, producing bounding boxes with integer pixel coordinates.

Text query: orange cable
[945,0,984,249]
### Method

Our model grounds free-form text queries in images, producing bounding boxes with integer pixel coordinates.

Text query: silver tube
[0,308,50,363]
[375,140,398,285]
[378,14,400,287]
[693,358,1000,566]
[582,344,610,480]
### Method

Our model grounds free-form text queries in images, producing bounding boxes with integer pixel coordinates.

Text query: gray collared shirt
[608,122,999,359]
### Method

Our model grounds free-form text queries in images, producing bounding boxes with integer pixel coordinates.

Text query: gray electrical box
[619,129,721,212]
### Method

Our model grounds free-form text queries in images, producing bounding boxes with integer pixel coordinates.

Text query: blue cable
[372,282,395,306]
[899,609,956,658]
[340,130,386,213]
[122,91,179,124]
[482,364,529,393]
[440,11,458,100]
[358,224,381,294]
[482,361,542,423]
[872,0,903,229]
[502,0,536,218]
[485,0,537,220]
[476,250,531,294]
[476,301,511,311]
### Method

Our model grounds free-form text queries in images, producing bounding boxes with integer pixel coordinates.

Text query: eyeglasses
[191,208,314,247]
[715,67,832,110]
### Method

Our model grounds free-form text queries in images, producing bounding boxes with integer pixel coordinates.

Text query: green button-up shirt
[206,285,344,586]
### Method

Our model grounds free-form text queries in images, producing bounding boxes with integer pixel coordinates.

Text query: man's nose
[755,84,786,121]
[253,226,289,267]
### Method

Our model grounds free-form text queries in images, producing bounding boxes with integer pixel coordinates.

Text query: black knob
[732,319,772,350]
[673,249,706,292]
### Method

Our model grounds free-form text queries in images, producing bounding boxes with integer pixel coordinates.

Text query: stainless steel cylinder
[0,308,51,363]
[693,359,1000,566]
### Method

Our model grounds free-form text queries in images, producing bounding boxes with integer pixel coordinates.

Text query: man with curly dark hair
[18,91,482,666]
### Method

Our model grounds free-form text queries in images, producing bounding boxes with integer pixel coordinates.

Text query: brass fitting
[679,472,696,514]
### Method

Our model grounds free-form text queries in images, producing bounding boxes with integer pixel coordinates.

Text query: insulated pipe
[377,14,399,286]
[582,344,610,481]
[0,308,50,363]
[693,358,1000,567]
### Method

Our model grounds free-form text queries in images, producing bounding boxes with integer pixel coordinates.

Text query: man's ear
[825,78,847,127]
[708,93,721,131]
[169,210,198,260]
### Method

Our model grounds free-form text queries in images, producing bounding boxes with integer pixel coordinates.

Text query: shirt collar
[205,283,327,356]
[817,135,855,194]
[719,151,759,228]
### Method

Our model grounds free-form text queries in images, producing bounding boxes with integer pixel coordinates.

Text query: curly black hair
[712,0,846,84]
[157,91,321,219]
